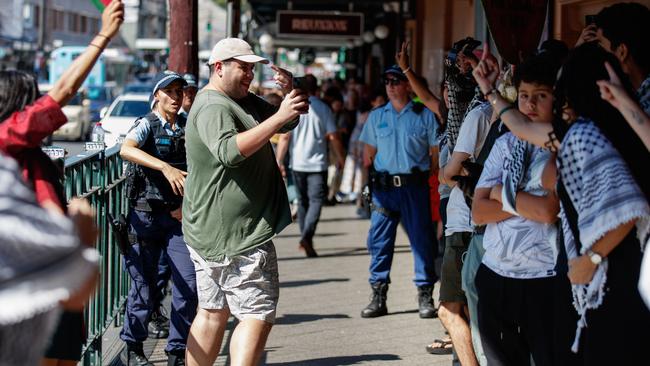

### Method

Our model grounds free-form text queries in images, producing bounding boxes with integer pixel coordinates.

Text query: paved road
[117,203,453,366]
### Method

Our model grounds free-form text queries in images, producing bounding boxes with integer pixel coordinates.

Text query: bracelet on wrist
[484,88,498,99]
[97,33,110,40]
[89,43,103,50]
[403,66,412,74]
[497,105,514,119]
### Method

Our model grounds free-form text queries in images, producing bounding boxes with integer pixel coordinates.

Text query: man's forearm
[236,114,287,157]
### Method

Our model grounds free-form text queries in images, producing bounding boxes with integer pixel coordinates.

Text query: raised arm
[48,1,124,106]
[597,62,650,151]
[396,41,441,116]
[236,90,307,157]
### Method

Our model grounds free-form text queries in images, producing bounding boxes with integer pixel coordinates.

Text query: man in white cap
[182,38,308,366]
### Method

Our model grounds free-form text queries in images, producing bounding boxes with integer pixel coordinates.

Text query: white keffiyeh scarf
[557,119,650,352]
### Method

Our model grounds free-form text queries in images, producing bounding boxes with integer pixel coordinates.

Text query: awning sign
[277,11,363,38]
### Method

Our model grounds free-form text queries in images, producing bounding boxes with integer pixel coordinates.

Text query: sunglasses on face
[383,78,403,86]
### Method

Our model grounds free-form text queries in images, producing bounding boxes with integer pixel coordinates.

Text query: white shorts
[187,241,280,323]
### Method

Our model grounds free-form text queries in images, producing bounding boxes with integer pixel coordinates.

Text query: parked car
[87,85,115,124]
[39,84,91,141]
[100,93,150,147]
[123,82,153,94]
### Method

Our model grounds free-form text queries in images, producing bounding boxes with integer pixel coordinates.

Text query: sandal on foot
[425,338,453,355]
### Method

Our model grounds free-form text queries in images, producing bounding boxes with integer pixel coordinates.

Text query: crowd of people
[2,0,650,366]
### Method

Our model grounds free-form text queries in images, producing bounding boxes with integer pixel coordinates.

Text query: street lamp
[374,25,389,40]
[259,33,274,54]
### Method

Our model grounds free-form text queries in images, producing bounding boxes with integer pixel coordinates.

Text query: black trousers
[579,231,650,365]
[475,264,576,366]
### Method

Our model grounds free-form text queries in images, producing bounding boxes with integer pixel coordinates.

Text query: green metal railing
[64,144,129,365]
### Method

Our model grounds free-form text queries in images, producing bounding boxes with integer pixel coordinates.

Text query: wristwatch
[586,249,603,265]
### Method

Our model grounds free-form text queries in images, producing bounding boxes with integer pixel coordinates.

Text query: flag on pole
[91,0,112,11]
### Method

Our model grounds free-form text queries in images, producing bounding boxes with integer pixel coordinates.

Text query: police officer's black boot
[417,285,438,318]
[121,342,154,366]
[166,349,186,366]
[361,282,388,318]
[148,307,170,339]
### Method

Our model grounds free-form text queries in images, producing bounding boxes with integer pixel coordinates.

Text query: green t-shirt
[182,90,297,261]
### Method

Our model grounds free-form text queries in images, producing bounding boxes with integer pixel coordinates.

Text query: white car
[100,93,151,147]
[39,84,91,141]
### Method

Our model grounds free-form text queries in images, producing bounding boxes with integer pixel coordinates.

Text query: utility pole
[226,0,240,38]
[168,0,199,77]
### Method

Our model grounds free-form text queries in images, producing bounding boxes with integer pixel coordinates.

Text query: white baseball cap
[207,38,269,65]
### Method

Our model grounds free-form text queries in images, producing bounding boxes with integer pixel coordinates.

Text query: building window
[68,13,80,33]
[49,9,65,31]
[80,15,87,33]
[90,18,99,34]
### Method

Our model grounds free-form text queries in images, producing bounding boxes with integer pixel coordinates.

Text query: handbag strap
[557,178,583,253]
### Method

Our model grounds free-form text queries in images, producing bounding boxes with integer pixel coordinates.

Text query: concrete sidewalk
[112,203,452,365]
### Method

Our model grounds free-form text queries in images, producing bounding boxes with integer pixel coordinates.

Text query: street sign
[277,11,363,38]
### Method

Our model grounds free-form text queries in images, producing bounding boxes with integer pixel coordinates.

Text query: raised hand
[271,65,294,95]
[99,0,124,39]
[596,61,626,110]
[395,41,410,71]
[575,24,598,47]
[472,44,500,95]
[278,89,309,121]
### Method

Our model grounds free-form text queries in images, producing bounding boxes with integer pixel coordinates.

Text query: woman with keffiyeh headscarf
[475,42,650,366]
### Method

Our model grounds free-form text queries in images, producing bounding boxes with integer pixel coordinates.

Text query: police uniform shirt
[359,101,438,175]
[125,111,184,147]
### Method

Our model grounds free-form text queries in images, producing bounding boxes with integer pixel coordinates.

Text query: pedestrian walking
[275,74,346,257]
[182,38,307,366]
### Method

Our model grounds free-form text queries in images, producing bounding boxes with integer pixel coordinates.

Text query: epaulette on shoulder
[412,101,425,115]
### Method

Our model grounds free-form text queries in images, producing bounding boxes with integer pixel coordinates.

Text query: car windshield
[124,84,152,94]
[68,93,82,105]
[87,87,110,101]
[109,100,150,117]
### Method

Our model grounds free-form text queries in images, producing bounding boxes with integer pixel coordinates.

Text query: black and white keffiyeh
[557,119,650,352]
[501,139,533,215]
[444,73,480,151]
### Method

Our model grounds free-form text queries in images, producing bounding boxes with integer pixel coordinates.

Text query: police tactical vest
[126,113,187,211]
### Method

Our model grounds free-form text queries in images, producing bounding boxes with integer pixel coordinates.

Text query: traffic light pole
[168,0,199,78]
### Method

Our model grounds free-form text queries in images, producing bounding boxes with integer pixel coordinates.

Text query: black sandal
[425,338,453,355]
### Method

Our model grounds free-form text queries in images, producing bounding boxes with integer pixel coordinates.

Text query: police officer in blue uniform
[359,65,439,318]
[119,71,197,366]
